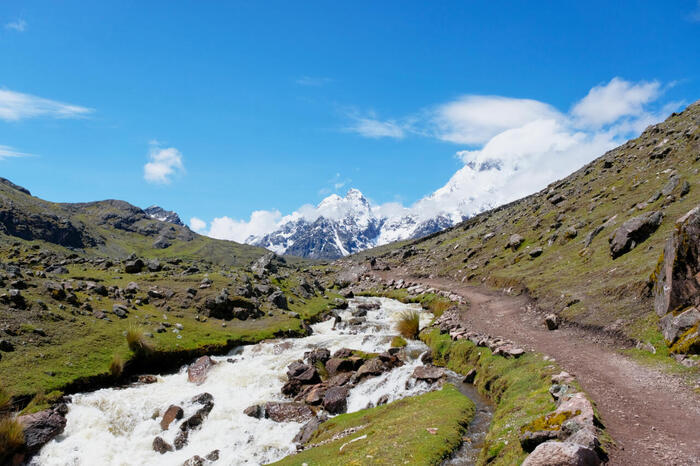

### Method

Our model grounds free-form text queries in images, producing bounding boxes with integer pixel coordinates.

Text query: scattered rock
[187,356,216,385]
[522,441,600,466]
[609,211,663,259]
[507,234,525,251]
[152,436,174,454]
[160,404,184,430]
[264,402,314,423]
[412,365,445,383]
[323,386,349,414]
[545,314,559,330]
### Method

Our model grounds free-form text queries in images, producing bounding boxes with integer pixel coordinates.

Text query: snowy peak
[144,205,184,226]
[249,188,456,259]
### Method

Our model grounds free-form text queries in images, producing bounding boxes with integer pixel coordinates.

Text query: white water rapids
[33,298,448,465]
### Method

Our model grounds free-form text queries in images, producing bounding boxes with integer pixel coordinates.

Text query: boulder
[522,441,600,466]
[305,348,331,365]
[18,409,66,453]
[545,314,559,330]
[659,307,700,344]
[244,404,263,419]
[463,368,477,384]
[354,358,387,381]
[124,259,144,273]
[520,430,561,452]
[112,303,128,319]
[325,357,355,376]
[263,402,314,423]
[270,291,288,309]
[323,386,349,414]
[251,252,286,277]
[44,281,66,300]
[609,211,663,259]
[152,436,173,454]
[183,455,205,466]
[412,365,446,383]
[529,247,543,258]
[293,415,327,444]
[187,356,216,385]
[0,339,15,352]
[160,404,184,430]
[506,234,525,250]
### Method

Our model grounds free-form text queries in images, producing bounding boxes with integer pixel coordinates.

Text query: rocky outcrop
[653,206,700,353]
[202,288,259,320]
[609,211,663,259]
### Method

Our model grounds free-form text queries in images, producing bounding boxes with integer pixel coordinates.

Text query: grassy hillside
[0,182,338,408]
[351,100,700,353]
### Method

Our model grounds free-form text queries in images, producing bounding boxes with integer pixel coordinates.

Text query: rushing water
[33,297,490,465]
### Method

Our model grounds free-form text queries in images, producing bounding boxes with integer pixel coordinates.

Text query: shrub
[126,327,154,355]
[396,311,420,339]
[110,353,125,378]
[0,416,24,462]
[391,336,407,348]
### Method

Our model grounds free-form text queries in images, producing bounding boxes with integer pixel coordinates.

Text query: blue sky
[1,1,699,240]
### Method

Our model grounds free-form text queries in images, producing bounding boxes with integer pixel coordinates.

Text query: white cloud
[5,19,26,32]
[346,114,406,139]
[0,144,32,159]
[200,77,677,247]
[207,210,283,243]
[296,76,332,86]
[432,96,562,144]
[0,89,93,121]
[143,144,185,184]
[571,77,660,128]
[189,217,207,233]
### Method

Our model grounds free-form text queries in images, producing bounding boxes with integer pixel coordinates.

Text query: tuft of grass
[126,327,154,356]
[396,310,420,339]
[427,300,452,318]
[314,360,329,381]
[109,353,125,378]
[390,335,407,348]
[0,416,25,462]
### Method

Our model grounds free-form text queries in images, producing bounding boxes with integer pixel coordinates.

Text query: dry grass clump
[428,300,452,318]
[396,311,420,339]
[0,416,24,462]
[109,353,125,378]
[126,327,154,355]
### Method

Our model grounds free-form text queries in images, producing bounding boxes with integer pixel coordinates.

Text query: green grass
[273,384,475,466]
[422,329,576,465]
[390,335,407,348]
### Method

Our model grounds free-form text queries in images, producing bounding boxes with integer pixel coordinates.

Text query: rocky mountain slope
[0,179,267,266]
[346,100,700,356]
[250,189,457,260]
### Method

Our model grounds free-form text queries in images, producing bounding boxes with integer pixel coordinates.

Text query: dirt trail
[382,273,700,465]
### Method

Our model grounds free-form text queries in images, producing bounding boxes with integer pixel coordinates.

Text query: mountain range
[247,189,459,259]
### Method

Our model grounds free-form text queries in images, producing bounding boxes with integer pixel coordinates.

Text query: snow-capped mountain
[249,189,461,259]
[144,205,184,226]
